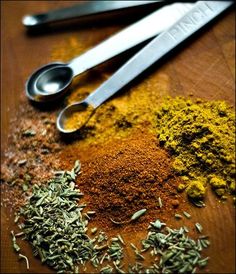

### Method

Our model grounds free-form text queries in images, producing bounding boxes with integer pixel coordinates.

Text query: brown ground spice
[59,130,188,232]
[1,103,63,210]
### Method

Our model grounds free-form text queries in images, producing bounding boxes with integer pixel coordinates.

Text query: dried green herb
[19,254,30,270]
[22,129,36,137]
[195,223,203,233]
[149,219,166,230]
[110,208,147,225]
[131,209,147,221]
[174,213,183,219]
[139,220,210,273]
[192,200,206,208]
[183,211,191,219]
[91,227,98,234]
[100,265,113,273]
[13,161,98,273]
[11,230,21,252]
[18,159,27,166]
[158,197,163,208]
[117,234,125,246]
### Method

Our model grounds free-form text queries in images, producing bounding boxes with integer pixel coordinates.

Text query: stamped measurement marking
[168,2,214,41]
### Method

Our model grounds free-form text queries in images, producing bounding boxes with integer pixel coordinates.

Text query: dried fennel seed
[183,211,191,219]
[174,213,183,219]
[11,230,20,252]
[12,161,125,273]
[100,265,113,273]
[130,243,145,261]
[195,223,203,233]
[22,129,36,137]
[158,197,163,208]
[110,208,147,225]
[108,239,124,267]
[134,219,210,273]
[19,254,30,270]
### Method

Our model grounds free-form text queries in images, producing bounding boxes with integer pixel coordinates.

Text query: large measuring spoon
[26,3,194,102]
[57,1,232,133]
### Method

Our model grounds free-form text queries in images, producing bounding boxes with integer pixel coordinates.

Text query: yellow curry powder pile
[51,36,169,144]
[155,97,235,201]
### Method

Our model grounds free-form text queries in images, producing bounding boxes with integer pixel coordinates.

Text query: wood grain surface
[1,1,235,274]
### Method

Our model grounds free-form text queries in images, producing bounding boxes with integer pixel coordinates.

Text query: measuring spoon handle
[23,1,161,28]
[68,3,194,76]
[85,1,233,108]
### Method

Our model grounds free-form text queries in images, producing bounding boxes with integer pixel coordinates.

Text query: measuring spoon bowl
[57,101,95,134]
[26,62,68,102]
[26,3,195,103]
[35,65,73,95]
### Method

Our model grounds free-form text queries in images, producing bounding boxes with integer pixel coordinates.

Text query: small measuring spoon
[57,1,232,133]
[22,1,161,29]
[26,3,194,102]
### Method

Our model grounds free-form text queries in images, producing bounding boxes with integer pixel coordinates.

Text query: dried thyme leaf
[11,230,20,252]
[14,214,20,223]
[73,160,81,174]
[140,220,210,273]
[117,234,125,246]
[110,218,128,225]
[14,161,100,273]
[87,211,96,215]
[131,209,147,221]
[22,129,36,137]
[19,254,30,269]
[22,183,28,192]
[158,197,163,208]
[18,159,27,166]
[91,227,98,234]
[150,219,166,230]
[13,242,21,252]
[192,200,206,208]
[183,211,191,219]
[195,223,203,233]
[174,213,183,219]
[110,208,147,225]
[100,265,113,273]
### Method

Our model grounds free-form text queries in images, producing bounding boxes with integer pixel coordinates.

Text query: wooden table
[1,1,235,273]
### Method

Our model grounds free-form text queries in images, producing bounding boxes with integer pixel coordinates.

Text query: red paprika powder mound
[59,130,189,232]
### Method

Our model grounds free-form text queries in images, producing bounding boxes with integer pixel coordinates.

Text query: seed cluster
[139,222,210,273]
[16,161,96,273]
[11,161,127,273]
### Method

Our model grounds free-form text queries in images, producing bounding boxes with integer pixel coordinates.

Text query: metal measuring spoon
[26,3,194,102]
[22,1,161,29]
[57,1,233,134]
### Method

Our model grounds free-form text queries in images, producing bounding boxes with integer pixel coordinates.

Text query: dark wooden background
[1,1,235,273]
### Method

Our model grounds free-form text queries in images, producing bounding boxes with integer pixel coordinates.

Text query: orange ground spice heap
[59,130,188,232]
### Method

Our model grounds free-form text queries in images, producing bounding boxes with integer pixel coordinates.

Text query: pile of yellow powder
[155,97,235,201]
